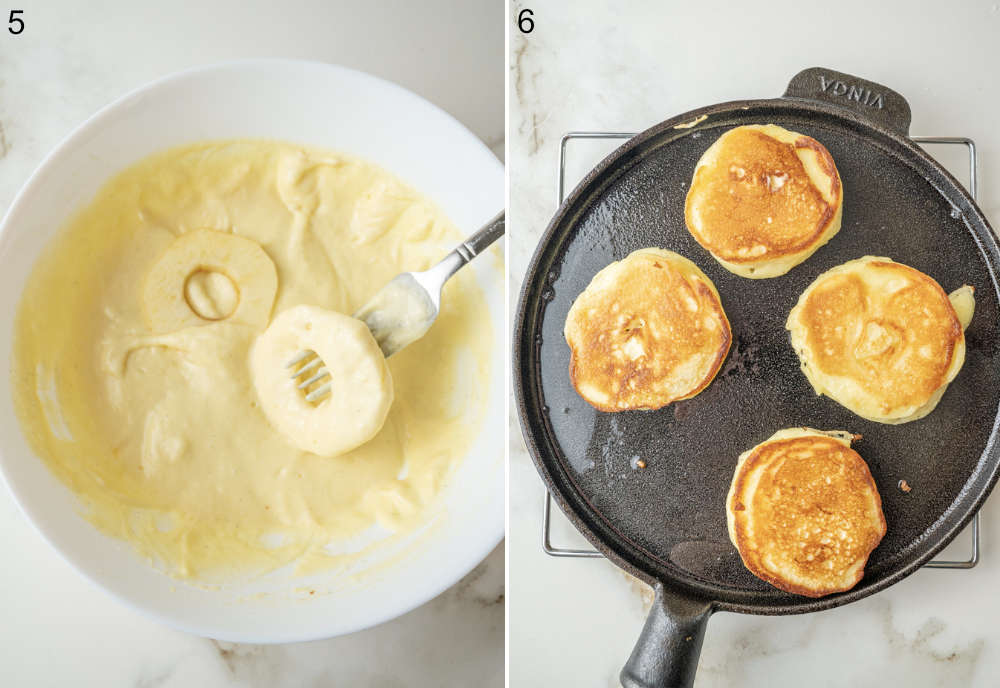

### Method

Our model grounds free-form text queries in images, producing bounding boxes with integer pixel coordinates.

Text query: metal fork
[287,211,504,403]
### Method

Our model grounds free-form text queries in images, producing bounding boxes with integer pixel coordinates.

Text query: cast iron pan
[513,68,1000,687]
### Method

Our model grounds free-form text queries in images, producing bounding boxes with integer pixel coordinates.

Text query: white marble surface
[510,2,1000,686]
[0,2,502,686]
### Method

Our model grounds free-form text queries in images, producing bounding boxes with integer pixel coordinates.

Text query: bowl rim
[0,57,504,642]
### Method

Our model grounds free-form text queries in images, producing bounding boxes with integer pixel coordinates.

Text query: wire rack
[541,131,981,570]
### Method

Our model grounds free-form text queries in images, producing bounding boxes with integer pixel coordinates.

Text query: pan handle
[619,584,714,688]
[783,67,912,138]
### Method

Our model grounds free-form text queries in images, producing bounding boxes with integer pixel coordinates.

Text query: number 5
[8,10,24,35]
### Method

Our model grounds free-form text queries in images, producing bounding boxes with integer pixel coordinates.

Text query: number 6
[518,9,534,34]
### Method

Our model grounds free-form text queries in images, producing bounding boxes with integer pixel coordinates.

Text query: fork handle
[432,211,505,283]
[456,211,505,261]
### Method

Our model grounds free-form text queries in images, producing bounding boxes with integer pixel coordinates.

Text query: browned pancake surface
[730,436,886,597]
[686,128,839,263]
[565,250,731,411]
[798,261,962,414]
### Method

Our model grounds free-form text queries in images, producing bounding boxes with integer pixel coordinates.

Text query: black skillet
[513,68,1000,687]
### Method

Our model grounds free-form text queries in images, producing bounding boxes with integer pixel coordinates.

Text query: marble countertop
[510,2,1000,686]
[0,2,502,686]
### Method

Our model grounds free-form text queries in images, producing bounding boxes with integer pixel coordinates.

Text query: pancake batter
[11,141,495,579]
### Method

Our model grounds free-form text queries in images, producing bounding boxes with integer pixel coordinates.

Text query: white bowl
[0,60,504,642]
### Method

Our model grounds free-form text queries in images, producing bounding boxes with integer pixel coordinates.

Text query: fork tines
[286,350,332,403]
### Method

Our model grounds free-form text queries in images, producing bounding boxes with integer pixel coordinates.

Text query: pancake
[727,428,886,597]
[685,124,843,278]
[564,248,731,412]
[787,256,973,424]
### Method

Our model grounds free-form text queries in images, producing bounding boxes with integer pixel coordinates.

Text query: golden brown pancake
[685,124,843,278]
[787,256,974,424]
[727,428,886,597]
[564,248,731,412]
